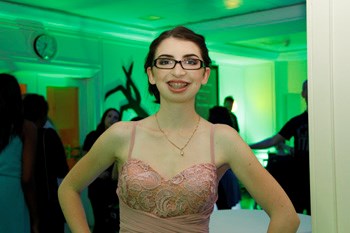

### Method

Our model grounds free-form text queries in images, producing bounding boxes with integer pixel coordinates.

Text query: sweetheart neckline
[120,158,217,182]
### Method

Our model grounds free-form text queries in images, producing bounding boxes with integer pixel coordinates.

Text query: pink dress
[117,123,218,232]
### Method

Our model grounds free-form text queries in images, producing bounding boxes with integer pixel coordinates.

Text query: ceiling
[0,0,307,60]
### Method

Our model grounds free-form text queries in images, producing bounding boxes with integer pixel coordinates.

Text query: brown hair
[144,26,212,103]
[0,73,24,152]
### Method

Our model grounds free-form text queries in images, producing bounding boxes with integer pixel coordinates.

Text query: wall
[101,39,159,119]
[213,53,308,147]
[308,0,350,232]
[210,53,275,144]
[275,60,307,130]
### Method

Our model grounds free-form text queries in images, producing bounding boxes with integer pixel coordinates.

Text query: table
[209,209,311,233]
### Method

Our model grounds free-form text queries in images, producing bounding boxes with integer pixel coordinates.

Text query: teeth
[168,82,187,89]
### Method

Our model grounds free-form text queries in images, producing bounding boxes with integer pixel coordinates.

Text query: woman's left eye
[184,59,198,65]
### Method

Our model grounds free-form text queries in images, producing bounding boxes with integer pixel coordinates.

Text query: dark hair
[0,73,24,152]
[23,94,49,125]
[302,80,307,91]
[224,96,234,102]
[208,106,233,128]
[144,26,212,103]
[96,108,120,134]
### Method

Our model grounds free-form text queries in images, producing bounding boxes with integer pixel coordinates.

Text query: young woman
[59,26,300,233]
[0,73,39,233]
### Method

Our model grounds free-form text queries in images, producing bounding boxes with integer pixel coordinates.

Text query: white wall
[275,60,307,131]
[210,53,277,143]
[308,0,350,232]
[212,53,307,148]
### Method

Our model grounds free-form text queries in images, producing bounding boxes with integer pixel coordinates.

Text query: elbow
[269,205,301,232]
[285,210,300,232]
[57,180,74,201]
[292,213,301,230]
[57,182,65,200]
[289,204,301,229]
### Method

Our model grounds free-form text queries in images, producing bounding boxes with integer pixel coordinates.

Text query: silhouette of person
[23,93,69,233]
[250,80,309,214]
[224,96,239,132]
[208,106,241,209]
[0,73,39,233]
[82,108,120,233]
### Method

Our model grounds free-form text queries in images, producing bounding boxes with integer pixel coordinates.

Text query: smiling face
[147,37,210,104]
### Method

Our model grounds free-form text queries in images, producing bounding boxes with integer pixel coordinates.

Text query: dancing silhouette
[105,62,148,119]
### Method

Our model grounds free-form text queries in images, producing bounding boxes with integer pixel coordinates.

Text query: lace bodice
[117,158,217,218]
[116,122,218,232]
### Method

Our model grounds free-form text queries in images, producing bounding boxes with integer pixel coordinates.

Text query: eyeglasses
[153,58,205,70]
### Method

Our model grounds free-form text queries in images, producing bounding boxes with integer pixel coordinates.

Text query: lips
[167,81,189,89]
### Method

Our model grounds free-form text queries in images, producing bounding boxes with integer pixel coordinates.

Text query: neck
[155,111,201,156]
[156,105,199,129]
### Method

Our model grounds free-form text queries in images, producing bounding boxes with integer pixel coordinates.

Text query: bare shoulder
[199,121,239,141]
[213,123,240,141]
[107,120,135,134]
[210,123,249,165]
[212,123,242,151]
[102,121,135,144]
[87,121,136,163]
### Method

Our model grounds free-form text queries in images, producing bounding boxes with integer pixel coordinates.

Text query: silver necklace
[155,113,200,156]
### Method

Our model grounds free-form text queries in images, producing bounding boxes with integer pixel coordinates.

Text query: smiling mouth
[168,81,188,89]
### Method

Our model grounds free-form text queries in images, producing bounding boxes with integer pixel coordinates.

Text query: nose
[172,61,186,76]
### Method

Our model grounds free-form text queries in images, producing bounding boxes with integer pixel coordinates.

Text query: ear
[147,67,156,85]
[201,67,211,85]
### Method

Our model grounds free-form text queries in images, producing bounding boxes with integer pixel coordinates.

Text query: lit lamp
[232,101,238,112]
[224,0,241,9]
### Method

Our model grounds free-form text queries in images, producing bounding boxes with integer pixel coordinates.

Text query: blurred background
[0,0,307,166]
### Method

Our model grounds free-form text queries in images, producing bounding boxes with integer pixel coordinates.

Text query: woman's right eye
[159,59,172,65]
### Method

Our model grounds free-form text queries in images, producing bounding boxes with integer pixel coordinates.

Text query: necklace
[155,113,200,156]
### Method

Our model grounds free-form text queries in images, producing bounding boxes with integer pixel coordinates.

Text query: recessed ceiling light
[139,15,162,21]
[224,0,241,9]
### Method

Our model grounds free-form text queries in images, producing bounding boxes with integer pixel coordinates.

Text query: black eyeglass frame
[152,58,205,70]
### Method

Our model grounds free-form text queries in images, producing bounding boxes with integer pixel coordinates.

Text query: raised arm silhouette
[105,62,148,119]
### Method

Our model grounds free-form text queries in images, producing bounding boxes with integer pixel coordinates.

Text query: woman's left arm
[216,125,300,233]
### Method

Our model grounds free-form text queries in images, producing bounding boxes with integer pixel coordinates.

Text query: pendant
[180,150,184,156]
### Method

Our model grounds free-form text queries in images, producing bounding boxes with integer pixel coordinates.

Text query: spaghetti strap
[210,124,215,164]
[127,122,137,159]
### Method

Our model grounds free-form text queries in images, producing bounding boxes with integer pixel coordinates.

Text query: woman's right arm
[22,120,40,233]
[58,122,131,233]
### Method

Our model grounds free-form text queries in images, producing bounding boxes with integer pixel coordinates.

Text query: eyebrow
[156,54,200,59]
